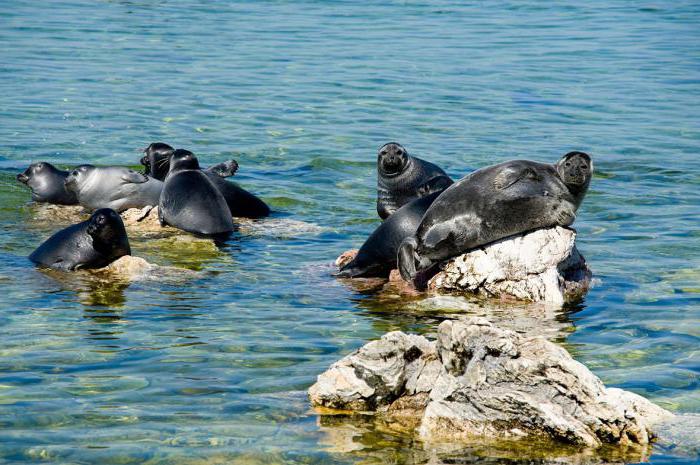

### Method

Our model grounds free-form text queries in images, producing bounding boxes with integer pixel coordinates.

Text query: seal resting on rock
[29,208,131,270]
[398,151,593,284]
[158,149,235,238]
[337,191,442,278]
[376,142,453,220]
[64,165,163,212]
[141,142,239,181]
[142,142,269,218]
[17,162,78,205]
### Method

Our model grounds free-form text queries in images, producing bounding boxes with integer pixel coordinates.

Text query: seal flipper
[206,160,239,178]
[417,175,453,197]
[336,259,384,278]
[398,237,418,282]
[121,170,150,184]
[493,166,540,190]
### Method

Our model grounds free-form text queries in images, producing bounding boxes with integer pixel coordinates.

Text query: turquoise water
[1,1,699,463]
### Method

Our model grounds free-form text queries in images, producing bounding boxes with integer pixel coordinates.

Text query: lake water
[0,1,699,463]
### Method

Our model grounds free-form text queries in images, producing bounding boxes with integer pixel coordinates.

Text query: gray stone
[309,318,672,448]
[428,227,591,305]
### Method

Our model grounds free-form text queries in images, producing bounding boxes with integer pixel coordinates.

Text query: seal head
[376,142,453,220]
[17,162,78,205]
[141,142,175,181]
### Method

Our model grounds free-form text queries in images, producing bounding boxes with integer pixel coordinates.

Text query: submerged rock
[336,227,591,304]
[309,318,672,448]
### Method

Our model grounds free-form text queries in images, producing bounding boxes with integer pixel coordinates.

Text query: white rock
[309,318,672,448]
[428,227,591,304]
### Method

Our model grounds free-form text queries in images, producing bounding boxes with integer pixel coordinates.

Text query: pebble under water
[0,1,699,464]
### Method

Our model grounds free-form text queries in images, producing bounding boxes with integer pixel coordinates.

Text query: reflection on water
[1,0,699,463]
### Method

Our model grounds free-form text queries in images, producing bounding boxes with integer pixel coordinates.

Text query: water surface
[0,1,699,463]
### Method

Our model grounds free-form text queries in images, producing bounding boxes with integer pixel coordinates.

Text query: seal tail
[397,237,418,282]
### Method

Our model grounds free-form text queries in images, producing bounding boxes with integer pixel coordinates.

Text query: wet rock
[335,249,359,269]
[120,205,162,230]
[428,227,591,304]
[336,227,591,304]
[93,255,198,281]
[309,317,672,448]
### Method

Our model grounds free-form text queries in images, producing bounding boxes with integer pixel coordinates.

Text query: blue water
[1,1,699,463]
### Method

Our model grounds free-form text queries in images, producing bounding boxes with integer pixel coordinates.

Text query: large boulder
[336,227,591,304]
[428,227,591,304]
[309,318,672,448]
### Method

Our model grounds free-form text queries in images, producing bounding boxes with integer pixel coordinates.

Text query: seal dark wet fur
[64,165,163,212]
[398,152,593,284]
[141,142,266,217]
[337,191,442,278]
[376,142,453,220]
[29,208,131,271]
[205,175,270,219]
[158,149,235,237]
[141,142,239,181]
[17,162,78,205]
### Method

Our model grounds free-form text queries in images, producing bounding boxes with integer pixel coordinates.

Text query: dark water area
[0,1,698,463]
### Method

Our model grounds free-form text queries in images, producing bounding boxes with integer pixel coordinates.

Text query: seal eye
[565,161,571,168]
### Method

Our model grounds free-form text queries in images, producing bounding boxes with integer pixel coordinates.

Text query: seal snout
[16,172,29,184]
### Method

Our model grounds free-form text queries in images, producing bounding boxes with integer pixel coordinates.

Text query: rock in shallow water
[309,317,672,448]
[337,227,591,304]
[429,226,591,304]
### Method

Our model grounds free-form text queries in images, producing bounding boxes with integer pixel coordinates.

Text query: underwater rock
[309,317,672,448]
[428,227,591,304]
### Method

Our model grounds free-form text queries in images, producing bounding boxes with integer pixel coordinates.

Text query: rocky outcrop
[309,318,672,448]
[428,227,591,304]
[336,227,591,304]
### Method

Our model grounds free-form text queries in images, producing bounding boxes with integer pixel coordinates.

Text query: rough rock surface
[428,227,591,304]
[120,205,162,230]
[336,227,590,304]
[309,318,672,448]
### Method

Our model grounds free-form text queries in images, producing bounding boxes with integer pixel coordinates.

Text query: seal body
[17,162,78,205]
[398,152,593,283]
[65,165,163,212]
[337,191,442,278]
[206,175,270,219]
[29,208,131,270]
[141,142,239,181]
[158,150,235,237]
[377,142,453,220]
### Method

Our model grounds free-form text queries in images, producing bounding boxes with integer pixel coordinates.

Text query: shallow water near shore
[1,1,699,463]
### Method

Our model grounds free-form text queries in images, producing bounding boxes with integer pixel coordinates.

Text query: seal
[29,208,131,271]
[141,142,239,181]
[158,149,235,237]
[17,162,78,205]
[398,151,593,284]
[206,175,270,219]
[376,142,453,220]
[141,142,264,217]
[64,165,164,212]
[337,191,442,278]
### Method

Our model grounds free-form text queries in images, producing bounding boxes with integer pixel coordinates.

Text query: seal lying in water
[376,142,453,220]
[29,208,131,270]
[337,191,443,278]
[158,149,235,238]
[398,151,593,284]
[17,162,78,205]
[64,165,164,212]
[141,142,239,180]
[142,142,268,218]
